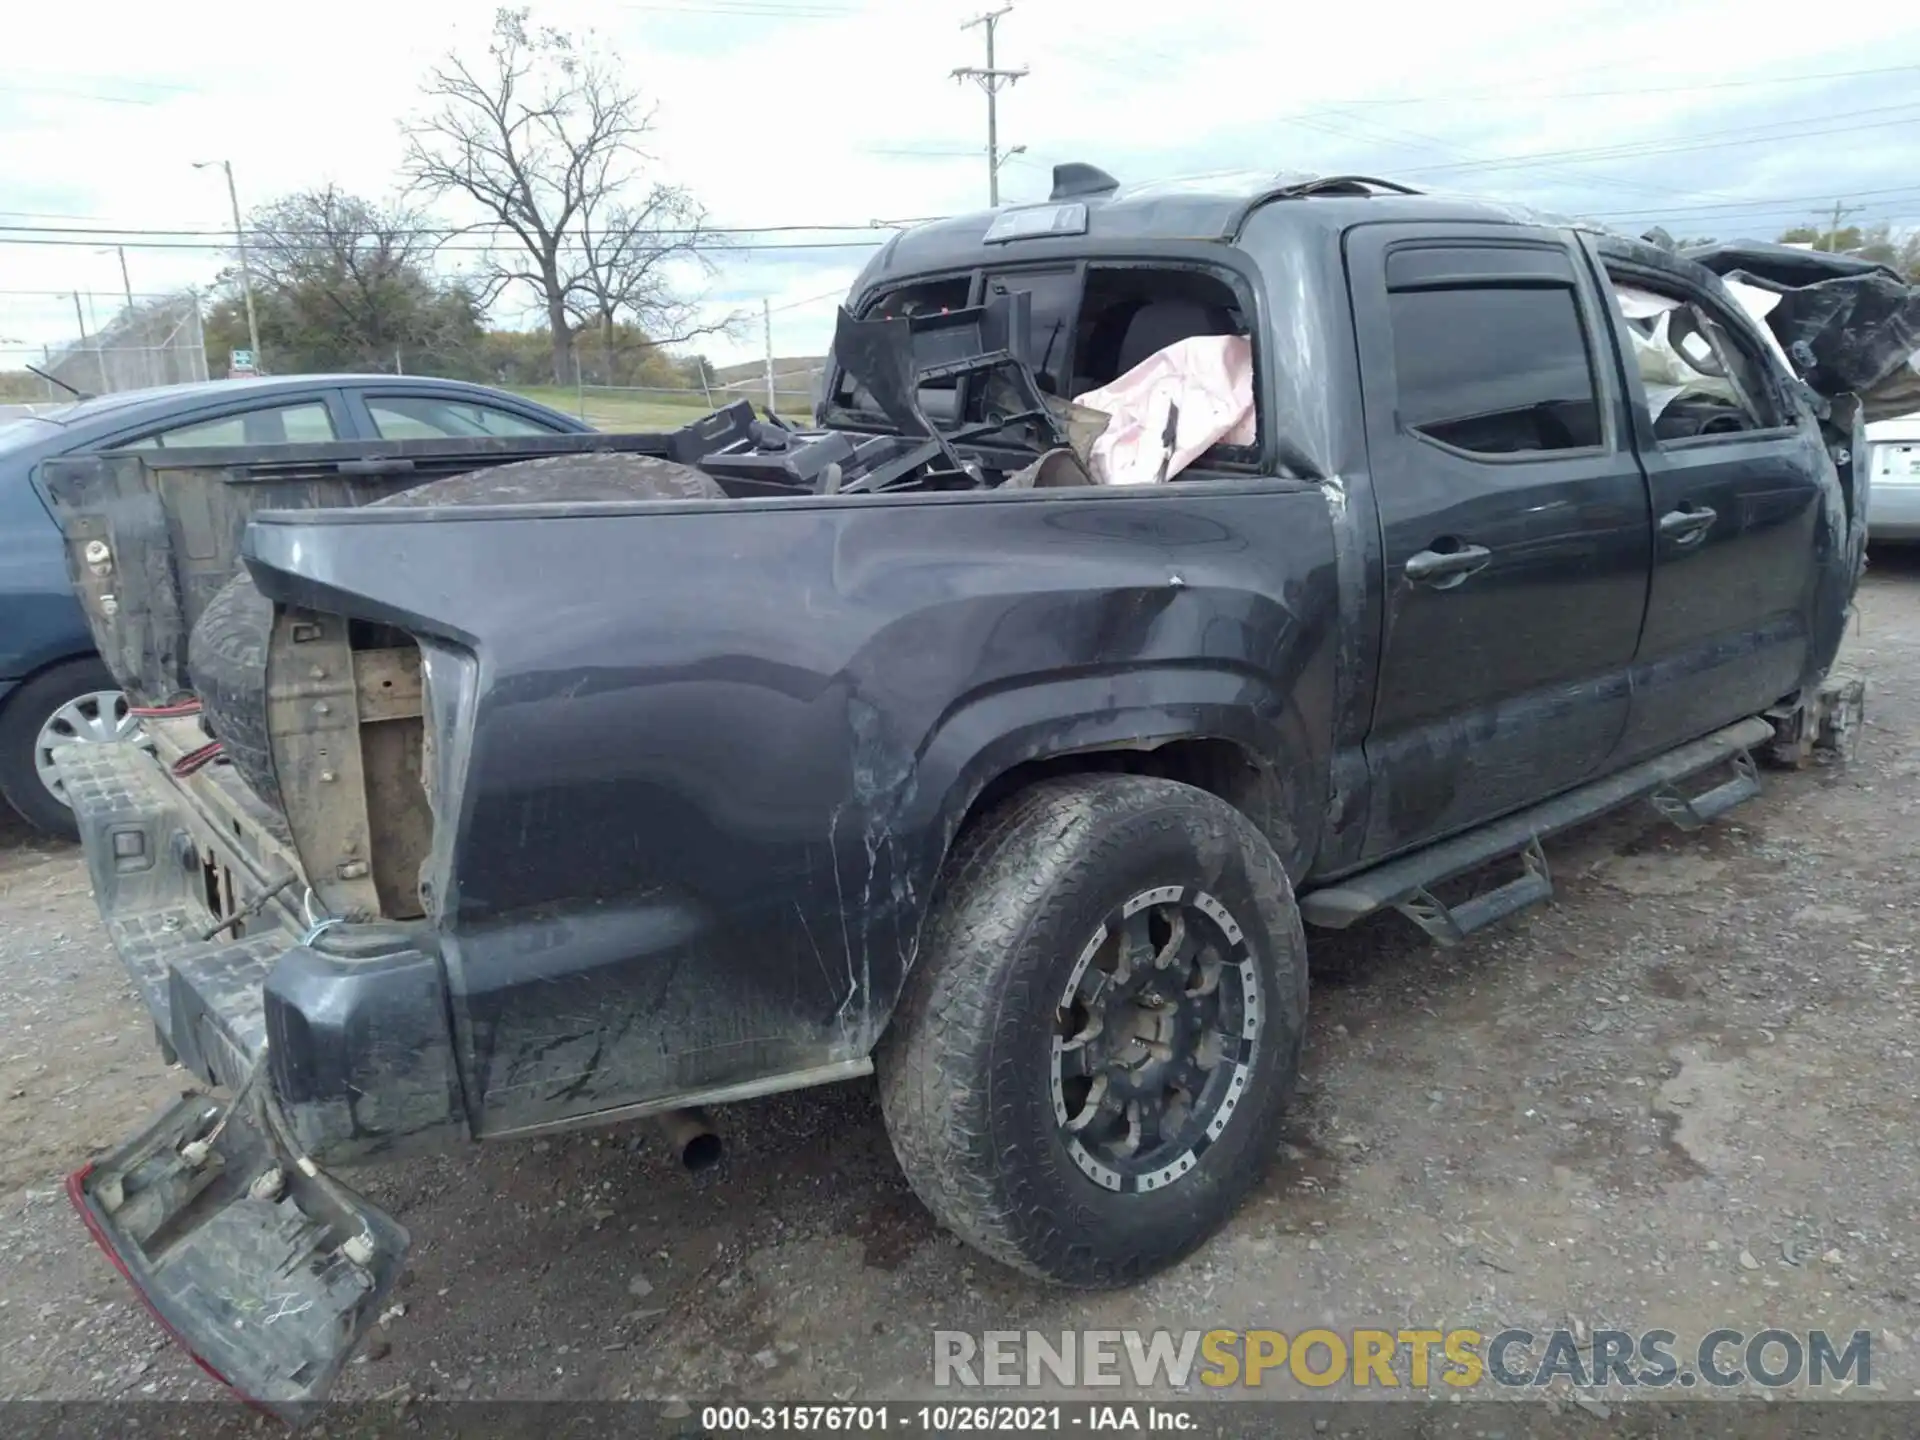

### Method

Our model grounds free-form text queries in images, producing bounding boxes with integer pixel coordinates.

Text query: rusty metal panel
[351,648,424,723]
[265,610,383,920]
[360,718,430,920]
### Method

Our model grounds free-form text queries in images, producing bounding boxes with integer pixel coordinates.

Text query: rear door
[1347,223,1652,858]
[1587,243,1828,763]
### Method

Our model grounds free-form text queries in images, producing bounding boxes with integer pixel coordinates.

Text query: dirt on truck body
[38,163,1896,1418]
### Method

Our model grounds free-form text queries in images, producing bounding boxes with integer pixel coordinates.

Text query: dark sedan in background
[0,374,589,836]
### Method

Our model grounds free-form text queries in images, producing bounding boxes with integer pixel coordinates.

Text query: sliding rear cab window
[829,260,1260,466]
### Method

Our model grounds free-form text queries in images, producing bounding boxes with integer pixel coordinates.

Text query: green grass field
[510,385,814,432]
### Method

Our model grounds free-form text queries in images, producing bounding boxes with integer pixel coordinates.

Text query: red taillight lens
[65,1162,273,1416]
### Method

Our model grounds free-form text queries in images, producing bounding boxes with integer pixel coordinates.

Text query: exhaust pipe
[652,1107,723,1172]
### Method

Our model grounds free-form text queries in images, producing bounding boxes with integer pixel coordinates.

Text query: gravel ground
[2,561,1918,1432]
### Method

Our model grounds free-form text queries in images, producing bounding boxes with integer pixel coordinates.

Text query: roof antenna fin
[1049,163,1119,201]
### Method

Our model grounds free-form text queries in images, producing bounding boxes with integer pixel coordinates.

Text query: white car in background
[1868,414,1920,540]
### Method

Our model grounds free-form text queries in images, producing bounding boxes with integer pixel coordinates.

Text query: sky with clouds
[3,0,1919,374]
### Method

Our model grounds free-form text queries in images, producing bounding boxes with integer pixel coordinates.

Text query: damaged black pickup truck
[44,167,1886,1416]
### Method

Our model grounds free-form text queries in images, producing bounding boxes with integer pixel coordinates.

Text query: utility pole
[1821,199,1863,252]
[952,6,1027,207]
[115,246,133,311]
[763,298,776,413]
[194,159,263,370]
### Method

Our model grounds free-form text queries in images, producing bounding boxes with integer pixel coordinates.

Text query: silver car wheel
[33,689,142,806]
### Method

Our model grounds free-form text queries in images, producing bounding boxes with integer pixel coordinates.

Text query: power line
[1260,96,1920,201]
[768,285,856,314]
[0,235,893,253]
[0,69,191,89]
[1245,61,1920,110]
[1,85,160,105]
[1274,106,1744,205]
[1061,40,1920,108]
[1043,43,1920,204]
[0,209,160,223]
[1400,102,1920,178]
[0,220,920,239]
[0,288,183,298]
[620,1,858,15]
[1579,184,1920,221]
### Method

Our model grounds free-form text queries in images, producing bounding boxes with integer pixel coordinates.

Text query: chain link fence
[10,292,829,432]
[36,293,210,396]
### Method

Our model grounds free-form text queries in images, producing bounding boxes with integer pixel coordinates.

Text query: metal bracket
[1394,836,1552,948]
[1763,672,1867,770]
[1649,750,1759,831]
[1815,674,1866,763]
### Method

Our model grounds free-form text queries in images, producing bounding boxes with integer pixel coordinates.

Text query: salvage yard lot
[2,563,1918,1417]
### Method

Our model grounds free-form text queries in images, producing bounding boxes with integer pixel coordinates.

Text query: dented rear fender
[237,485,1343,1135]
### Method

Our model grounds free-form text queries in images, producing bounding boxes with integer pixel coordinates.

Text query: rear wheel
[0,657,141,839]
[876,775,1308,1285]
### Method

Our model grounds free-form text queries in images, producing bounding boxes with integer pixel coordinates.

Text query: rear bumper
[60,733,448,1413]
[55,731,467,1165]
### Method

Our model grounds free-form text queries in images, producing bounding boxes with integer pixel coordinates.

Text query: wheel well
[0,649,108,714]
[958,737,1300,874]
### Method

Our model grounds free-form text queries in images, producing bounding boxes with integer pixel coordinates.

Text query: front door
[1587,244,1829,764]
[1347,224,1653,859]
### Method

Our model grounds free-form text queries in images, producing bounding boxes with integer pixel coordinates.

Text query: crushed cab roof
[862,166,1564,284]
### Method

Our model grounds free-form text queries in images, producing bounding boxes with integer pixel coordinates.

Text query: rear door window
[114,401,338,450]
[1389,285,1602,454]
[365,394,561,440]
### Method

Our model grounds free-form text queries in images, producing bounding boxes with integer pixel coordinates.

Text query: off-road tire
[876,774,1309,1286]
[187,455,726,812]
[188,571,279,809]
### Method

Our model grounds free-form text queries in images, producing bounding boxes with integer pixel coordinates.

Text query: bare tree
[402,6,728,384]
[570,185,738,383]
[246,186,438,290]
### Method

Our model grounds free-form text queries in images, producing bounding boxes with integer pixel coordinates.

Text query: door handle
[1658,504,1716,543]
[1405,542,1492,588]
